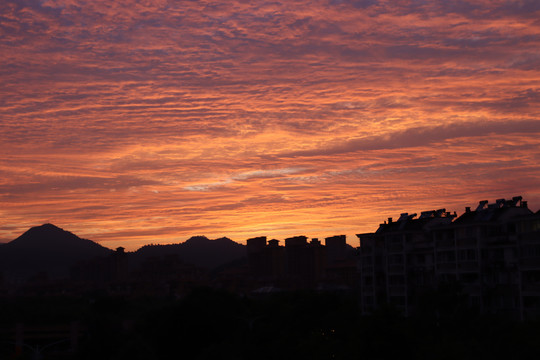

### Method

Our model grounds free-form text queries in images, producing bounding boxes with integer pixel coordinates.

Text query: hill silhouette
[0,223,113,279]
[132,235,246,270]
[0,225,247,282]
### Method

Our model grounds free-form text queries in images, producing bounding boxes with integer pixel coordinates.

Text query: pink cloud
[1,0,539,249]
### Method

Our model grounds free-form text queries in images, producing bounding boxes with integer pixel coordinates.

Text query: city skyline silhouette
[1,195,540,359]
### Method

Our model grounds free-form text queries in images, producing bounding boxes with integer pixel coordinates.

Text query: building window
[364,296,374,305]
[459,273,479,283]
[437,251,455,263]
[388,254,403,265]
[458,249,477,261]
[390,296,405,306]
[389,275,405,285]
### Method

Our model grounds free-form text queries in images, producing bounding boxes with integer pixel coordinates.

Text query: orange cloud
[1,0,539,249]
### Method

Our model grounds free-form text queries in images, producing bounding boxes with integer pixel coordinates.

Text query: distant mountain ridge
[132,235,246,270]
[0,223,113,279]
[0,224,247,281]
[5,223,110,252]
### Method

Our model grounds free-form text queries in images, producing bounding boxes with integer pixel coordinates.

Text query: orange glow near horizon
[1,0,540,250]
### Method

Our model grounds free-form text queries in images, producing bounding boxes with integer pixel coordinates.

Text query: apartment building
[357,209,455,315]
[357,196,540,320]
[246,234,354,290]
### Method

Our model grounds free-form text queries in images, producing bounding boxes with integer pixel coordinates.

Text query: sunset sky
[1,0,540,250]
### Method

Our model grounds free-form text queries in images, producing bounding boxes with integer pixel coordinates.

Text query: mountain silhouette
[132,235,246,270]
[0,223,113,280]
[0,224,247,283]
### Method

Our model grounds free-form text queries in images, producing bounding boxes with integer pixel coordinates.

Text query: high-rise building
[357,197,540,320]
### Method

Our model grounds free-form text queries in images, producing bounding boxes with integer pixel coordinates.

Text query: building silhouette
[357,196,540,320]
[3,195,539,321]
[246,234,354,290]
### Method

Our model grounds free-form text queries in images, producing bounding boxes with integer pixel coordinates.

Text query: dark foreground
[1,289,540,360]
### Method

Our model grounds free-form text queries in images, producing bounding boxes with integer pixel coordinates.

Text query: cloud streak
[282,120,540,157]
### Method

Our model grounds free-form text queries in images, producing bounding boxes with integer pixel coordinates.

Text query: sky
[1,0,540,250]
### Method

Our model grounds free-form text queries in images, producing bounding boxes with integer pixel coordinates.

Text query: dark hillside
[132,235,246,270]
[0,223,113,279]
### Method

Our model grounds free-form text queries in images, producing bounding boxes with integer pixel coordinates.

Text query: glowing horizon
[1,0,540,250]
